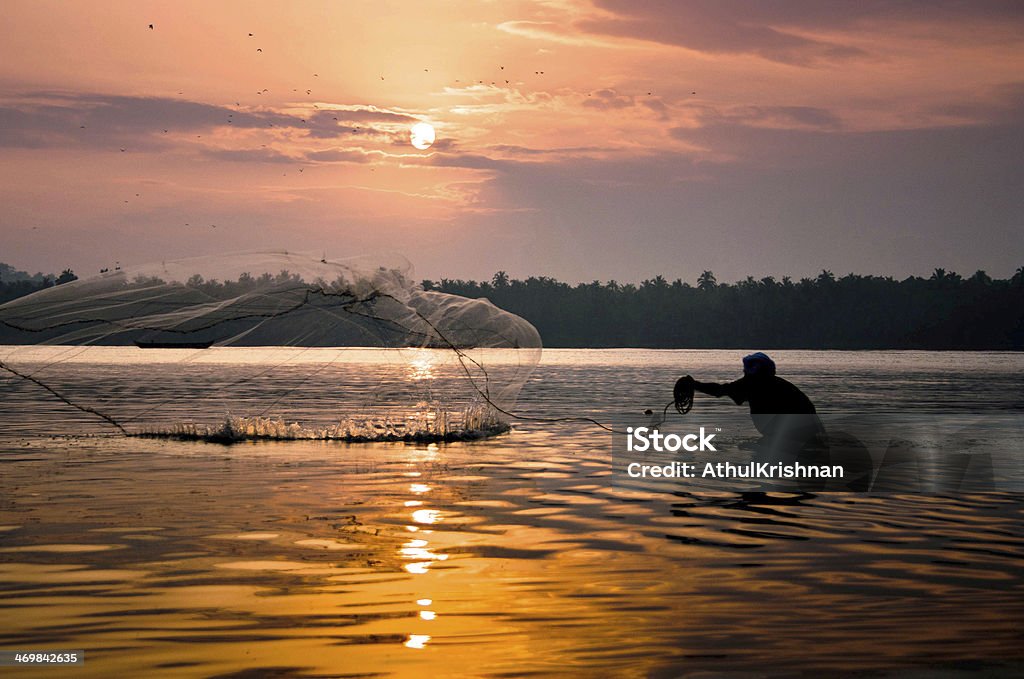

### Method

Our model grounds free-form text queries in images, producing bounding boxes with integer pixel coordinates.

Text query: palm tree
[56,269,77,285]
[697,270,717,291]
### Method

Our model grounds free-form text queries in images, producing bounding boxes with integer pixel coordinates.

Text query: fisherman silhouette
[676,351,824,461]
[674,353,873,492]
[675,352,817,434]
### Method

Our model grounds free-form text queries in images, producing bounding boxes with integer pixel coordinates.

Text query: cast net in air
[0,252,541,442]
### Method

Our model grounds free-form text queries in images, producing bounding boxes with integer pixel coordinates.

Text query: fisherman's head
[742,352,776,378]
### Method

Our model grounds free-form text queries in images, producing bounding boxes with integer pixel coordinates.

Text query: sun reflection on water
[400,467,446,648]
[407,353,436,381]
[405,634,431,649]
[411,509,441,524]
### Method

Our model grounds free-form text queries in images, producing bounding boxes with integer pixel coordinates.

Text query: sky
[0,0,1022,284]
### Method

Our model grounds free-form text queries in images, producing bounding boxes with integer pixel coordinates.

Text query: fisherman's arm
[676,375,747,404]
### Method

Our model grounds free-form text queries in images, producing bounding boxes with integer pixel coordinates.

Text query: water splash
[134,403,510,443]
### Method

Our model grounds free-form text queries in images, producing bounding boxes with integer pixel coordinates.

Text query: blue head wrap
[743,352,776,377]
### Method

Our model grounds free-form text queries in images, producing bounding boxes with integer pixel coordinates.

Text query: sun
[410,122,435,150]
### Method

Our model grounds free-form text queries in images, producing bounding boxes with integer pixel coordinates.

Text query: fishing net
[0,252,541,442]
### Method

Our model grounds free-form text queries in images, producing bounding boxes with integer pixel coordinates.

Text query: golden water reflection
[411,509,441,524]
[0,434,1022,677]
[404,634,431,650]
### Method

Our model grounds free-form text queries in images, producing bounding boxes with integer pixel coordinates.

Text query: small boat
[134,340,215,349]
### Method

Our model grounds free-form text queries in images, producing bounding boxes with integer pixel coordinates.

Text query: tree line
[3,263,1023,349]
[423,268,1024,350]
[0,265,77,305]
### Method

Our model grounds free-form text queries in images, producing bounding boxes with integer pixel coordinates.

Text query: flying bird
[148,24,153,29]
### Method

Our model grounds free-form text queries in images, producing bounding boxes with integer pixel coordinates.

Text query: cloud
[569,1,1024,64]
[673,80,1024,144]
[496,20,624,48]
[487,144,614,157]
[304,106,419,142]
[199,147,296,164]
[0,92,417,150]
[318,106,418,124]
[582,89,635,110]
[303,148,375,164]
[426,153,514,171]
[695,104,843,131]
[438,116,1024,282]
[930,81,1024,126]
[580,2,863,65]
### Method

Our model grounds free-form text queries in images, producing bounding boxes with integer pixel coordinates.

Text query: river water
[0,348,1022,677]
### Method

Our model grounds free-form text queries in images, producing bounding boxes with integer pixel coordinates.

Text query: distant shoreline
[4,264,1023,350]
[1,344,1021,353]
